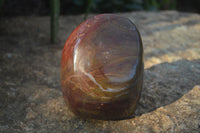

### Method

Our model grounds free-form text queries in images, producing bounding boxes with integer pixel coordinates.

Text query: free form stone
[61,14,143,120]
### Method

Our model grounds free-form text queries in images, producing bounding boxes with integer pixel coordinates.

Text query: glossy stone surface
[61,14,143,120]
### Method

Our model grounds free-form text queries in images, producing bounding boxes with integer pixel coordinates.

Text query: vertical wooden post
[50,0,60,43]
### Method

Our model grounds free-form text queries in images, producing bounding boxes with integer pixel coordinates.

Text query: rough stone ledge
[126,85,200,133]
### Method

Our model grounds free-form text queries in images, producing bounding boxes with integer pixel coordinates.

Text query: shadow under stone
[63,59,200,131]
[135,59,200,116]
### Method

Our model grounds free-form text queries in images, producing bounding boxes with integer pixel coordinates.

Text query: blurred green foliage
[73,0,176,13]
[144,0,176,10]
[73,0,142,13]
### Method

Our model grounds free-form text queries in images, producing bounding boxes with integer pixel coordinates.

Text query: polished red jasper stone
[61,14,143,120]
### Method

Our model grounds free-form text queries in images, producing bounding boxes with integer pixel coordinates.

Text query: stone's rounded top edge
[91,14,139,36]
[88,13,131,22]
[94,13,126,17]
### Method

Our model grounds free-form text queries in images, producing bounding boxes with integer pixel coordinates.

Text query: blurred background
[0,0,200,17]
[0,0,200,43]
